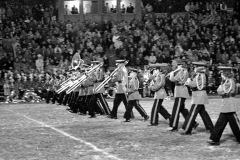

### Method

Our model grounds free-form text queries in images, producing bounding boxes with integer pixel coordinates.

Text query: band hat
[129,68,138,73]
[116,60,126,63]
[176,59,185,65]
[149,63,168,69]
[192,61,207,67]
[218,66,232,74]
[91,61,101,64]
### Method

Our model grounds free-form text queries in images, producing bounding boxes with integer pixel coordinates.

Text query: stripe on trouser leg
[234,113,240,130]
[184,104,197,132]
[97,100,105,114]
[136,100,147,116]
[173,98,181,128]
[124,94,128,103]
[100,93,111,114]
[152,99,159,124]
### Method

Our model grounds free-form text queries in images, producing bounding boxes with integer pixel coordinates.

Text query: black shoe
[144,115,149,121]
[193,122,199,129]
[206,129,212,133]
[207,140,220,146]
[148,124,158,126]
[180,132,192,135]
[124,119,131,122]
[168,115,172,123]
[107,115,117,119]
[89,115,96,118]
[168,128,178,132]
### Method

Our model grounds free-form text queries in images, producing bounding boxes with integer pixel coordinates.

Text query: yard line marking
[4,109,122,160]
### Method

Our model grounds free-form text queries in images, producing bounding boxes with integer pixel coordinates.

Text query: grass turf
[0,99,240,160]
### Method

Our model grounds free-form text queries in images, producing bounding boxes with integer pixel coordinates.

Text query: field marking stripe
[4,109,122,160]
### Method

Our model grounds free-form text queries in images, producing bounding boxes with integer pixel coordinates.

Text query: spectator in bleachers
[0,0,240,101]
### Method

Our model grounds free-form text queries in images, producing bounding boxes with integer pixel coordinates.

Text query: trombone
[165,66,182,78]
[56,55,83,94]
[65,62,104,94]
[95,60,128,93]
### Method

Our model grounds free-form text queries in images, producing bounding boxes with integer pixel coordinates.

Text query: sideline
[4,109,123,160]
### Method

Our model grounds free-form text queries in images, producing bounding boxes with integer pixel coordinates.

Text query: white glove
[169,72,174,77]
[186,78,191,83]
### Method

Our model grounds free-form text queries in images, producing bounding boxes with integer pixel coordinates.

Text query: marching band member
[45,74,54,103]
[62,72,72,106]
[108,60,134,119]
[42,72,51,102]
[52,75,60,104]
[181,62,213,135]
[57,74,67,105]
[88,67,105,118]
[66,71,78,106]
[75,68,87,115]
[68,70,81,113]
[124,68,149,122]
[168,60,198,131]
[35,73,44,100]
[208,66,240,145]
[82,80,89,115]
[148,64,171,126]
[92,61,111,115]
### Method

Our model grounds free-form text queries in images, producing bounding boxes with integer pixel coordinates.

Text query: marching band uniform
[35,75,44,100]
[208,66,240,145]
[80,81,88,115]
[52,76,60,104]
[92,62,111,115]
[74,69,86,114]
[58,74,67,105]
[75,84,85,114]
[69,87,79,113]
[124,68,149,122]
[88,71,105,118]
[46,75,55,104]
[69,71,81,113]
[169,60,198,131]
[108,60,134,119]
[182,62,213,135]
[149,64,171,126]
[18,76,25,100]
[62,72,75,106]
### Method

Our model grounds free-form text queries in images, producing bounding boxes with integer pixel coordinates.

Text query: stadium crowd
[0,0,240,101]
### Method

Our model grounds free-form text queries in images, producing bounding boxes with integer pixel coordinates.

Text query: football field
[0,99,240,160]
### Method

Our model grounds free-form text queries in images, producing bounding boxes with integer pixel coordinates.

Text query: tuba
[71,53,83,70]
